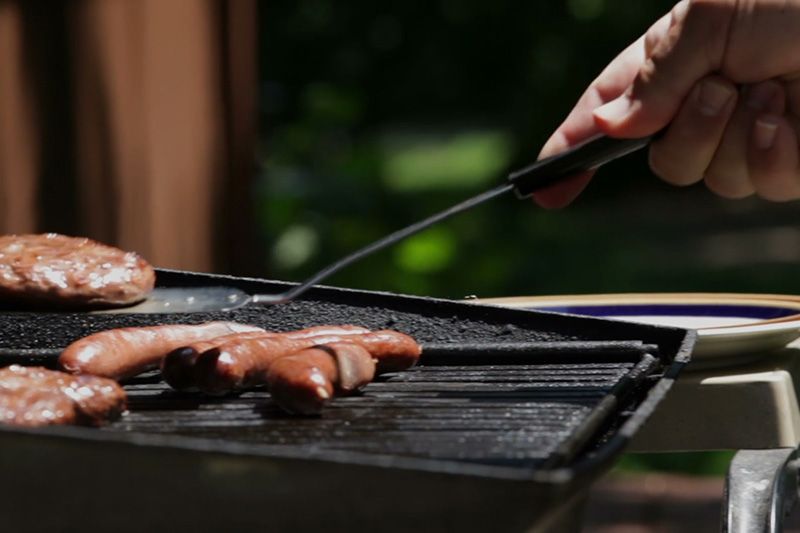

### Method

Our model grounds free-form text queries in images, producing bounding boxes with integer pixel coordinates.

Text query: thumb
[593,0,734,137]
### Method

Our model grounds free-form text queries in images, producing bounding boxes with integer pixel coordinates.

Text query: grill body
[0,270,695,532]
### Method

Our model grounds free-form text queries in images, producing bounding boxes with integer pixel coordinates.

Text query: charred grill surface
[105,358,643,469]
[0,270,692,478]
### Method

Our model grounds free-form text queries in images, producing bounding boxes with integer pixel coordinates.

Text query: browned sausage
[280,325,371,339]
[59,322,264,380]
[342,330,421,373]
[266,348,338,415]
[161,326,371,391]
[161,331,269,391]
[194,335,326,394]
[328,342,375,393]
[194,330,419,395]
[266,342,375,414]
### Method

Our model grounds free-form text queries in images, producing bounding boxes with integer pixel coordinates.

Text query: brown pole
[0,0,259,274]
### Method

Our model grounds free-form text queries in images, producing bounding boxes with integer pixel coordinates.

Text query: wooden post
[0,0,258,274]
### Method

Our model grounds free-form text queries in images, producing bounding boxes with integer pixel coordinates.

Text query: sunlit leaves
[382,131,513,192]
[394,227,456,273]
[271,224,320,270]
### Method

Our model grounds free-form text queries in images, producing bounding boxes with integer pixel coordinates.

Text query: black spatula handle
[508,133,657,199]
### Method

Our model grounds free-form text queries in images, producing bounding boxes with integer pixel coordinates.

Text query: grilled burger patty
[0,365,126,426]
[0,233,155,308]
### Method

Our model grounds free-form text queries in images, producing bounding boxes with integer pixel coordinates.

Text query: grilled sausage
[266,348,338,415]
[59,321,264,380]
[194,335,329,394]
[344,330,421,373]
[161,326,371,391]
[161,331,269,391]
[266,342,375,414]
[194,330,419,395]
[329,342,375,393]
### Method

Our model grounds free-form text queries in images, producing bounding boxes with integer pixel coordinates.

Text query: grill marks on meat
[0,233,155,308]
[59,321,265,380]
[0,366,126,426]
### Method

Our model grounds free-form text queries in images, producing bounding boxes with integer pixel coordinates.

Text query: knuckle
[648,146,701,185]
[704,171,754,199]
[753,175,800,202]
[755,189,800,202]
[684,0,737,73]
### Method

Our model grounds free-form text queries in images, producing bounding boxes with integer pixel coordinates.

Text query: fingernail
[594,95,633,125]
[747,83,778,111]
[697,79,734,116]
[754,116,778,150]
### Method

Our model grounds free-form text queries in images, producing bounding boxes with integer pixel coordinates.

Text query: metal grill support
[723,448,800,533]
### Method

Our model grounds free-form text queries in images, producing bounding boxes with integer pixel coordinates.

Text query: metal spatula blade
[94,287,251,314]
[97,134,654,314]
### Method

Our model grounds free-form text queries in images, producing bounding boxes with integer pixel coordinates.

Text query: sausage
[266,348,338,415]
[194,335,327,394]
[278,325,371,339]
[59,321,264,380]
[266,342,375,414]
[161,326,371,391]
[342,330,421,373]
[194,330,419,395]
[161,331,269,391]
[328,342,375,393]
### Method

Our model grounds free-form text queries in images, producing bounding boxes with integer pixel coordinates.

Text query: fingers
[530,171,594,209]
[748,114,800,201]
[533,36,649,208]
[594,0,736,137]
[647,75,800,201]
[705,80,786,198]
[649,75,737,186]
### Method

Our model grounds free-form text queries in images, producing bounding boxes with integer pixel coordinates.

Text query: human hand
[535,0,800,208]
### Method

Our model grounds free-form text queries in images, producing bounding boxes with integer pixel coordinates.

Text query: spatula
[103,133,655,314]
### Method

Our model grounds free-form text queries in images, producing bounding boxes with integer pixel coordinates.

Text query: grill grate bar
[97,357,649,468]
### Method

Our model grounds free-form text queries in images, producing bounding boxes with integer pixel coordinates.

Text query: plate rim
[474,293,800,336]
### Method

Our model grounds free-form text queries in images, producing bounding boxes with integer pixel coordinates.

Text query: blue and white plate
[476,293,800,367]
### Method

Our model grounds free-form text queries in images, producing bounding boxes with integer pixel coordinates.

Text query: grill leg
[722,448,800,533]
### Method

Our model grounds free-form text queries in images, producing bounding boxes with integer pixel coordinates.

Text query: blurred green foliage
[259,0,800,300]
[258,1,800,475]
[617,451,737,477]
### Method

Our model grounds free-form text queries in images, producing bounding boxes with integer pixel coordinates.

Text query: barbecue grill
[0,269,694,532]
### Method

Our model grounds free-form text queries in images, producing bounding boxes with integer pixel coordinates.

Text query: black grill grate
[0,270,692,480]
[105,359,642,469]
[0,271,694,532]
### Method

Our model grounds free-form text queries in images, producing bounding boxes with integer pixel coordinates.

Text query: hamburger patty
[0,365,126,426]
[0,233,155,308]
